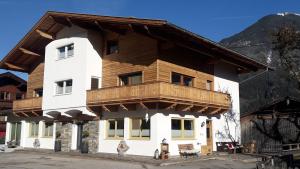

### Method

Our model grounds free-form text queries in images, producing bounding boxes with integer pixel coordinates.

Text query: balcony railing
[87,82,230,108]
[13,97,42,112]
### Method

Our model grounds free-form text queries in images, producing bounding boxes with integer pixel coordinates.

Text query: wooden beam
[198,106,208,113]
[20,112,29,117]
[4,62,26,71]
[128,24,134,31]
[66,17,73,26]
[36,29,54,40]
[165,103,177,110]
[144,25,151,35]
[102,105,111,112]
[139,102,148,110]
[13,112,20,117]
[19,47,40,57]
[120,104,128,111]
[208,108,222,115]
[31,111,39,116]
[182,105,194,112]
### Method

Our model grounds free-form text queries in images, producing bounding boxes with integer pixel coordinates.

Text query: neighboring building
[0,72,26,144]
[0,11,267,156]
[241,97,300,153]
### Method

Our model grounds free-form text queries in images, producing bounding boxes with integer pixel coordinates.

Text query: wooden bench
[178,144,199,158]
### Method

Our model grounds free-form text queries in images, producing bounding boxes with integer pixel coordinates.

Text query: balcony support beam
[20,112,29,117]
[165,103,177,110]
[120,104,128,111]
[139,102,148,110]
[102,105,111,112]
[31,111,39,116]
[208,108,222,115]
[182,105,194,112]
[198,106,208,113]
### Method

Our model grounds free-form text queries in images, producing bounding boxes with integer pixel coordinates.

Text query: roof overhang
[0,11,269,73]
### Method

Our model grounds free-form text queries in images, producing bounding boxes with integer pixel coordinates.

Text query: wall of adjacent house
[212,61,240,151]
[42,25,102,118]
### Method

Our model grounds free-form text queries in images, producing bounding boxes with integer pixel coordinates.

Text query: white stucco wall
[98,111,207,156]
[212,62,240,151]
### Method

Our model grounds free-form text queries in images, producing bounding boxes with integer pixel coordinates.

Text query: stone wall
[56,122,72,152]
[83,121,99,154]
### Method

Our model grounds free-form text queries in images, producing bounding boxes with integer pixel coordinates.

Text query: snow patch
[277,12,300,16]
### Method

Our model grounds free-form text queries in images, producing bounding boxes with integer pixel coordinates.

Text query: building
[0,11,267,156]
[241,97,300,153]
[0,72,26,144]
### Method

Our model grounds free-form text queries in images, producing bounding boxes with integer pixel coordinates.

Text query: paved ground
[0,152,257,169]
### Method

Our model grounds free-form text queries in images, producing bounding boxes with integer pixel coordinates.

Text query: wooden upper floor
[0,12,268,115]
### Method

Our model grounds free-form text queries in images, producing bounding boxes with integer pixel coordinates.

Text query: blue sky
[0,0,300,79]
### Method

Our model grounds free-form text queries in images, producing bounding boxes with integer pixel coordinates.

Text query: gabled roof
[0,11,268,73]
[0,72,27,92]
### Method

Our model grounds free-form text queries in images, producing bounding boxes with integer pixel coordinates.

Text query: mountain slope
[220,13,300,115]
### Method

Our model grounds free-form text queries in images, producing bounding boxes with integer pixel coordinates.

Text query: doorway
[10,122,21,146]
[76,123,83,150]
[206,120,213,154]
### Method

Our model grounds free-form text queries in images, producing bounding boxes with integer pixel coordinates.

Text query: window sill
[56,56,74,61]
[105,137,124,140]
[171,137,196,141]
[41,136,53,139]
[54,93,72,96]
[128,137,150,141]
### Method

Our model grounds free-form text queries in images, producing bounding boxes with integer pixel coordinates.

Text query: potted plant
[81,130,89,154]
[54,131,61,152]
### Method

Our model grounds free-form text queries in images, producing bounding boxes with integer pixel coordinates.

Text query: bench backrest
[178,144,194,150]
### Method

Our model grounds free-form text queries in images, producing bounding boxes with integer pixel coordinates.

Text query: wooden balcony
[87,82,231,115]
[0,100,13,110]
[13,97,43,117]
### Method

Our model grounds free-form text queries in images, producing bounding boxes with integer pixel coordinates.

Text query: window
[171,118,194,139]
[57,44,74,59]
[107,119,124,138]
[43,123,53,137]
[206,80,212,91]
[29,122,39,137]
[119,72,142,86]
[91,77,99,90]
[131,118,150,138]
[56,80,73,95]
[16,93,24,100]
[0,92,10,100]
[171,72,193,87]
[106,40,119,55]
[34,88,43,97]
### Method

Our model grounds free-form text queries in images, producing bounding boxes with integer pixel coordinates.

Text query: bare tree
[273,25,300,88]
[216,92,240,153]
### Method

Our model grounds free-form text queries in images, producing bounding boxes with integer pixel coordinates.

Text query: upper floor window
[33,88,43,98]
[16,93,24,100]
[57,44,74,60]
[0,92,10,101]
[91,77,99,90]
[206,80,212,91]
[119,72,142,86]
[106,40,119,55]
[171,72,193,87]
[56,79,72,95]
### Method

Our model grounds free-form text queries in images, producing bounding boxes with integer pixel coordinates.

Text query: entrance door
[76,123,83,150]
[206,120,213,154]
[10,122,21,146]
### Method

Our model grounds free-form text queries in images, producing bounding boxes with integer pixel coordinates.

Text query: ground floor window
[171,118,194,139]
[10,122,21,144]
[130,118,150,139]
[107,119,124,139]
[43,122,53,137]
[29,122,39,137]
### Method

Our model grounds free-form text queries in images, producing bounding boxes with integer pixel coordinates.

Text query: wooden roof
[0,72,27,91]
[0,11,268,73]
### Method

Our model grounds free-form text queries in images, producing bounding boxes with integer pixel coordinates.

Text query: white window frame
[55,79,73,95]
[43,122,53,137]
[57,43,74,60]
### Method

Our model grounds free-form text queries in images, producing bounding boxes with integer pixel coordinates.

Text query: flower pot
[81,141,89,154]
[54,140,61,152]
